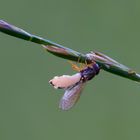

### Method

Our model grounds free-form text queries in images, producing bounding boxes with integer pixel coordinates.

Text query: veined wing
[59,81,86,111]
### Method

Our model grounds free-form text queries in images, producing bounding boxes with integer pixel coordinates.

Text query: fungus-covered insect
[49,62,100,110]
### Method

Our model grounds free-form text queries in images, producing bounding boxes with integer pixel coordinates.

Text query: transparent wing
[59,81,86,111]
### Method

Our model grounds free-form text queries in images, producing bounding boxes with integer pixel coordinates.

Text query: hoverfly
[49,62,100,110]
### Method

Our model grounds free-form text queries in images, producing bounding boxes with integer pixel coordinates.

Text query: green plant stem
[0,20,87,62]
[0,20,140,82]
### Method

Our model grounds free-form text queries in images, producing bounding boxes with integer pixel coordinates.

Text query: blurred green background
[0,0,140,140]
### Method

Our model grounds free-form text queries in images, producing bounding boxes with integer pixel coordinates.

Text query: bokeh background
[0,0,140,140]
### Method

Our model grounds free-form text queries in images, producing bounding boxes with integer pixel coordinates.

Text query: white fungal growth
[49,73,81,89]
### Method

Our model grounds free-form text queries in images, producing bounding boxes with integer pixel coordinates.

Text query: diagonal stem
[0,20,140,82]
[0,20,87,62]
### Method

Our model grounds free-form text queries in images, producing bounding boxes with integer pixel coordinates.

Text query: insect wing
[59,81,86,111]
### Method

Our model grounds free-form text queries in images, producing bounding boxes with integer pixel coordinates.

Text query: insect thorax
[80,63,100,81]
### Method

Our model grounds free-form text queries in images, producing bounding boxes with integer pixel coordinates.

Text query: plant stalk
[0,20,140,82]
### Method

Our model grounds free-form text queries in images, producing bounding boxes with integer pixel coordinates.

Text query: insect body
[49,62,100,110]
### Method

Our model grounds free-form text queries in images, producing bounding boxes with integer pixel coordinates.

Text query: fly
[49,62,100,110]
